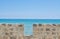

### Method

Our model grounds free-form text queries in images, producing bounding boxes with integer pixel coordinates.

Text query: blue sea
[0,19,60,36]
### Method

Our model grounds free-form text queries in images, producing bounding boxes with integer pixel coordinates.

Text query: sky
[0,0,60,19]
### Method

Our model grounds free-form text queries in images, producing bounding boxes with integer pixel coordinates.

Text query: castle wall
[33,24,60,39]
[0,24,60,39]
[0,24,24,39]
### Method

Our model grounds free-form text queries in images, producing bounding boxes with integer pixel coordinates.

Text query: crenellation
[0,24,60,39]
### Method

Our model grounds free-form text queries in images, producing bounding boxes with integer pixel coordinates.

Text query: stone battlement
[0,24,60,39]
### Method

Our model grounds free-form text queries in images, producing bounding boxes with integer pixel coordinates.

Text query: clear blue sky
[0,0,60,19]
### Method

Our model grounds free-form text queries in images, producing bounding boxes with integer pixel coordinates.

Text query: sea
[0,19,60,36]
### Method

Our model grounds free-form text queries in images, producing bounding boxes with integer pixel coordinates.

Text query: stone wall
[0,24,60,39]
[33,24,60,39]
[0,24,24,39]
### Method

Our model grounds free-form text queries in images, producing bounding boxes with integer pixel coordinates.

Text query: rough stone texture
[33,24,60,39]
[0,24,60,39]
[0,24,24,39]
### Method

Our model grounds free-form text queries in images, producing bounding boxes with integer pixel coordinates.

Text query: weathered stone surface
[0,24,60,39]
